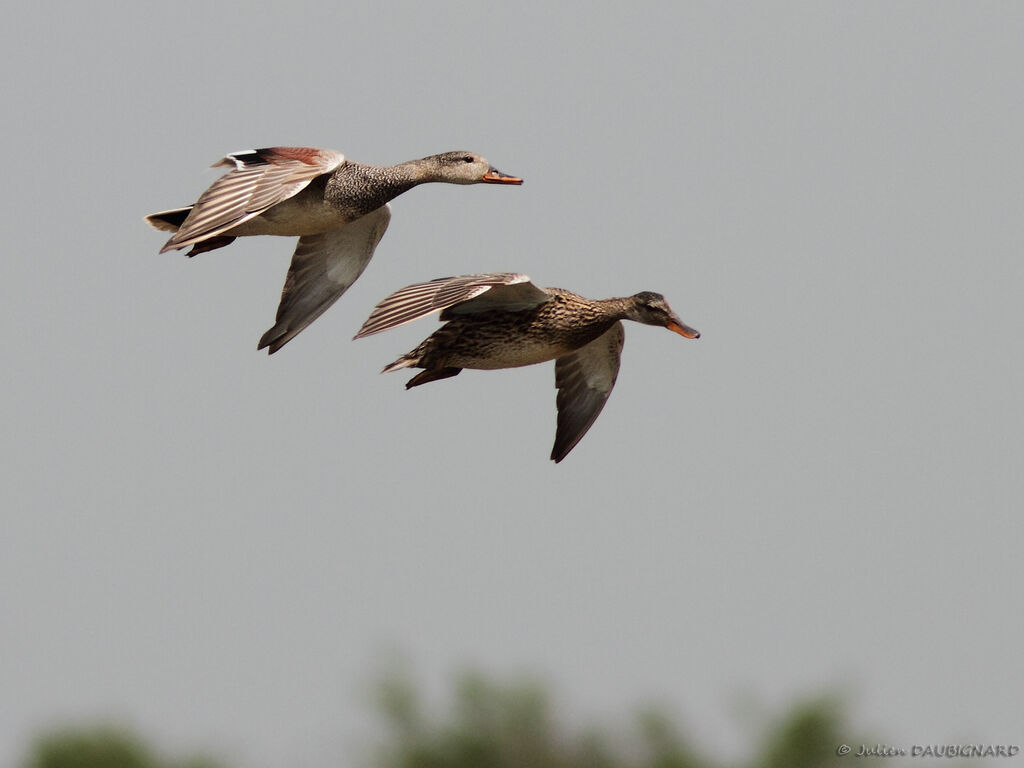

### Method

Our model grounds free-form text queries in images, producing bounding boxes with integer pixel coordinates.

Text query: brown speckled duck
[355,273,700,462]
[145,147,522,353]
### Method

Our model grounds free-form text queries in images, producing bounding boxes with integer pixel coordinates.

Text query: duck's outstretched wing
[155,147,346,253]
[258,204,391,354]
[551,322,625,463]
[354,272,551,339]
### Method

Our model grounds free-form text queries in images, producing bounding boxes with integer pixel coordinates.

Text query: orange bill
[482,167,524,184]
[667,319,700,339]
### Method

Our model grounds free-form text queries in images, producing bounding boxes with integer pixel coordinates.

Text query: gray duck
[145,147,522,353]
[354,273,700,462]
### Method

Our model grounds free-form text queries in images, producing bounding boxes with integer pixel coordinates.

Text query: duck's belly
[444,337,576,370]
[228,194,351,236]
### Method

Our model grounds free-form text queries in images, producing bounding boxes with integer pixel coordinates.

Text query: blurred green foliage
[371,670,880,768]
[20,726,222,768]
[22,671,881,768]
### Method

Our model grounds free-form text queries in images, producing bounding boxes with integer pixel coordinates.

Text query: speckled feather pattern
[322,162,419,221]
[397,290,629,371]
[362,273,699,461]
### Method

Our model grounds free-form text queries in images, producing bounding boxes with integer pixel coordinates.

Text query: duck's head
[422,151,523,185]
[626,292,700,339]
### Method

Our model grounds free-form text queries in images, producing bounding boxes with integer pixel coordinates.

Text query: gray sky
[2,2,1022,766]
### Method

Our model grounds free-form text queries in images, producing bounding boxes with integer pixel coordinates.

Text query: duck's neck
[324,161,423,219]
[593,296,635,321]
[548,290,631,322]
[543,293,630,347]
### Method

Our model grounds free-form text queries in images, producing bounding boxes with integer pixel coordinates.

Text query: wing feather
[257,205,391,353]
[159,147,345,253]
[354,273,551,339]
[550,322,625,462]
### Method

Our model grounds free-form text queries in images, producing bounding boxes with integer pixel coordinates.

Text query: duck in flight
[145,147,522,353]
[355,273,700,462]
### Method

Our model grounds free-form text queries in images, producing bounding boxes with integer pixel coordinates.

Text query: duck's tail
[380,356,462,388]
[144,206,192,232]
[145,206,235,257]
[382,356,417,374]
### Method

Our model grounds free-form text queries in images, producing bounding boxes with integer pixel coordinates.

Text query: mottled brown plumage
[355,273,700,462]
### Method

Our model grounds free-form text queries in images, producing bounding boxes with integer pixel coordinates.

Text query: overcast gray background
[2,2,1022,766]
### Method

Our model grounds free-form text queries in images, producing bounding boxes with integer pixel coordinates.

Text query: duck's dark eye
[463,155,474,163]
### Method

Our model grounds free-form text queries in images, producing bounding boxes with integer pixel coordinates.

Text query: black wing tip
[257,327,288,354]
[549,443,571,463]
